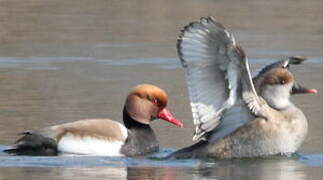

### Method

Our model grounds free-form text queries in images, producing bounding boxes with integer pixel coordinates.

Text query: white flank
[58,133,125,156]
[118,123,128,139]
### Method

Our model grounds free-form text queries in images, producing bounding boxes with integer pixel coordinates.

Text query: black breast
[120,108,159,156]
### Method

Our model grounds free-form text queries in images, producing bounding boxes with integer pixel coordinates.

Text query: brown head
[125,84,183,127]
[261,68,294,86]
[259,68,317,109]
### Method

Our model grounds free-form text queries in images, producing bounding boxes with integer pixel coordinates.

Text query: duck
[4,84,183,156]
[169,16,317,159]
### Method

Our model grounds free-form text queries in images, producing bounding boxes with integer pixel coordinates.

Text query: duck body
[171,102,308,159]
[170,17,316,159]
[207,104,308,159]
[5,84,183,156]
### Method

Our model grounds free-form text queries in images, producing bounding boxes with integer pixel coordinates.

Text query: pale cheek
[262,85,291,109]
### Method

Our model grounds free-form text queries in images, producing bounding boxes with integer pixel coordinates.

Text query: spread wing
[253,56,307,82]
[252,56,307,94]
[178,16,265,142]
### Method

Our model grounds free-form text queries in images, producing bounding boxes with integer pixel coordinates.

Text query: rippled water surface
[1,0,323,179]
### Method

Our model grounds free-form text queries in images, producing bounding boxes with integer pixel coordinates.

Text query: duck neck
[123,107,151,129]
[121,107,159,156]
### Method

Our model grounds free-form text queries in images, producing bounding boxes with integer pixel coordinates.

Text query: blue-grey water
[1,0,323,179]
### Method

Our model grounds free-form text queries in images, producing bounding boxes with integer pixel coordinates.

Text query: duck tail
[4,131,58,156]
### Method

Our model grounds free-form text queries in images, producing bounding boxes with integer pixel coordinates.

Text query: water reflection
[193,158,307,180]
[62,167,127,180]
[0,151,316,180]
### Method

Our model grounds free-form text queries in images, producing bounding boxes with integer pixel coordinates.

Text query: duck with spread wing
[170,16,317,159]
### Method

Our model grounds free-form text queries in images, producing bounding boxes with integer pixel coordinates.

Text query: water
[1,0,323,179]
[0,145,323,180]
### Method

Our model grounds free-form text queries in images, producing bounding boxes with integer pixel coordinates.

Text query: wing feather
[178,17,265,141]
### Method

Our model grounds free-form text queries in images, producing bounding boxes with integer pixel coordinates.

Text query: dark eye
[152,98,158,105]
[280,80,285,84]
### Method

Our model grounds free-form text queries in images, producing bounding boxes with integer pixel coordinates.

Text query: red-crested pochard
[170,17,317,159]
[5,84,183,156]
